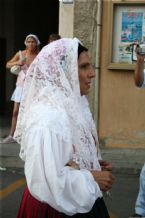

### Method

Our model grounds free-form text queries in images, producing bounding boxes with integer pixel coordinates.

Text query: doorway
[0,38,6,114]
[0,0,59,114]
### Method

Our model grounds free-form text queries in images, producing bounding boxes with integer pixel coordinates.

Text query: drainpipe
[94,0,102,130]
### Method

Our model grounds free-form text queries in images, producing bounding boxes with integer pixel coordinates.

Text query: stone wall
[74,0,99,121]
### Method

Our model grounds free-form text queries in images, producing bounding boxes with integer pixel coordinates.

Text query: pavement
[0,115,145,175]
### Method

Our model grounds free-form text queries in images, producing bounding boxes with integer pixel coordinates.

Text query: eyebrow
[79,63,91,68]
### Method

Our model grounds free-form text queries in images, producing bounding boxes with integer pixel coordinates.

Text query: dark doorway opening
[14,0,59,50]
[0,0,59,116]
[0,38,6,114]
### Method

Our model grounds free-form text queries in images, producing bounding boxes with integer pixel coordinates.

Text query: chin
[81,90,89,95]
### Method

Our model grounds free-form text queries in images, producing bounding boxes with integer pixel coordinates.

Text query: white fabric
[24,34,40,45]
[11,86,23,103]
[14,38,102,215]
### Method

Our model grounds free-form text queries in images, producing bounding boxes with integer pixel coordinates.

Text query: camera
[136,44,145,55]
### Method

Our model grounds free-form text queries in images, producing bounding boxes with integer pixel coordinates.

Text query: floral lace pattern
[14,38,101,171]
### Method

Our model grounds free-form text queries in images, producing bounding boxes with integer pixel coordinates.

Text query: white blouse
[21,104,102,216]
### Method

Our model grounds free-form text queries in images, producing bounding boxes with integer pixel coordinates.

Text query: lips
[86,82,91,89]
[87,81,92,86]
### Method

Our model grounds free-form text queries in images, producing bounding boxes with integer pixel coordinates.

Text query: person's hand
[18,58,26,66]
[66,160,80,170]
[91,170,115,192]
[136,53,145,62]
[135,45,145,62]
[99,160,113,171]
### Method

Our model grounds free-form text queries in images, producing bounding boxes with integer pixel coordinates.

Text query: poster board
[107,1,145,70]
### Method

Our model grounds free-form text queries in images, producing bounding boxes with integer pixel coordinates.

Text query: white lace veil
[14,38,101,170]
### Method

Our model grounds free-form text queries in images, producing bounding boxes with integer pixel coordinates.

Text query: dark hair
[78,43,88,58]
[48,33,61,43]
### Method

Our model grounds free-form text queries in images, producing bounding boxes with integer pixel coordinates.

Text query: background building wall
[99,0,145,148]
[59,0,145,149]
[59,3,74,38]
[59,0,100,128]
[73,0,99,122]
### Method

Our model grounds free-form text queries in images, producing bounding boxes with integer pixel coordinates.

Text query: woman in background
[1,34,40,144]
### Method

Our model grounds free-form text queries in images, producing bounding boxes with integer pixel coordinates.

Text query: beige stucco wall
[59,3,74,38]
[59,0,99,125]
[99,0,145,148]
[59,0,145,148]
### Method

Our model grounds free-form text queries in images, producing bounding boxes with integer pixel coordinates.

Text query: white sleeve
[23,125,102,216]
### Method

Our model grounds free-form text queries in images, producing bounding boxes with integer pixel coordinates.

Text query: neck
[26,48,39,55]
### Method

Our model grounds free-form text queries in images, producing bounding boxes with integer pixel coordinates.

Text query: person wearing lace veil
[14,38,115,218]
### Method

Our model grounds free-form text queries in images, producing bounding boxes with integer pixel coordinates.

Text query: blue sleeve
[141,69,145,87]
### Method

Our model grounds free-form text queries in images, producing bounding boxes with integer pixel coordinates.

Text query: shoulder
[14,51,20,57]
[21,50,26,56]
[26,103,71,136]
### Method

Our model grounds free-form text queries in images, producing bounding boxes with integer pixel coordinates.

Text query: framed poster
[107,1,145,70]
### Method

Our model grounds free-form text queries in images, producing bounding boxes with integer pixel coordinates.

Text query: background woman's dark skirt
[17,187,110,218]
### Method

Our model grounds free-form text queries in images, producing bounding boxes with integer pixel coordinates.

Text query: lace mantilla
[14,38,101,171]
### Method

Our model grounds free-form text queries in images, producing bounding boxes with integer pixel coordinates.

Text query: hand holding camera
[136,44,145,56]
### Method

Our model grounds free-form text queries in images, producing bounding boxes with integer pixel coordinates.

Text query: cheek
[78,74,82,83]
[79,73,87,94]
[78,74,84,90]
[79,71,85,83]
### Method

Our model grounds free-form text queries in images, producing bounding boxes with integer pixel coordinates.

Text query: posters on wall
[118,43,132,63]
[112,5,145,63]
[121,12,143,43]
[119,11,145,63]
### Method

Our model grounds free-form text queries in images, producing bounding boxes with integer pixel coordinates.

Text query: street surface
[0,168,140,218]
[105,172,139,218]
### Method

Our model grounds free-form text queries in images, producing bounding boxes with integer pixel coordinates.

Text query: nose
[89,66,96,78]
